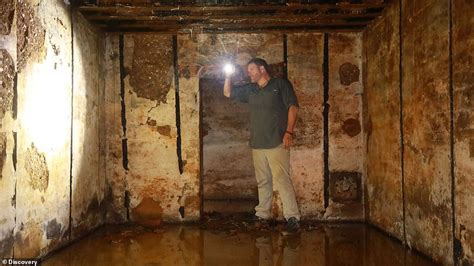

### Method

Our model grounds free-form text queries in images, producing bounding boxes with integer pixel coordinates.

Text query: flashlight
[223,63,235,76]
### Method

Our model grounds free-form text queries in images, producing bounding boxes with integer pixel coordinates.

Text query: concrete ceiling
[76,0,387,33]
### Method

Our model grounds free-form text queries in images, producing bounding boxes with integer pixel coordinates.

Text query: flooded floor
[42,216,437,266]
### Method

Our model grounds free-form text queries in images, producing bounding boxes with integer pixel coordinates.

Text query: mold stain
[342,118,361,137]
[129,35,172,103]
[0,0,14,35]
[0,133,6,179]
[24,143,49,192]
[0,50,15,121]
[46,219,62,240]
[339,62,360,86]
[17,0,46,71]
[131,197,163,228]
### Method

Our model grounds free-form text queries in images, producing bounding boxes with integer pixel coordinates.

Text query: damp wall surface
[104,32,365,222]
[364,1,474,265]
[0,1,107,259]
[71,12,107,239]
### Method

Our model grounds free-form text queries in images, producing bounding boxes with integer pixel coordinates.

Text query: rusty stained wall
[71,12,107,238]
[364,0,474,264]
[14,0,72,258]
[122,34,191,225]
[326,33,364,220]
[287,33,325,219]
[0,1,17,257]
[103,35,127,223]
[364,2,403,239]
[105,32,364,222]
[453,0,474,264]
[402,0,452,264]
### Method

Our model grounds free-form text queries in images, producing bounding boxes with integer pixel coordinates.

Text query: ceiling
[76,0,387,33]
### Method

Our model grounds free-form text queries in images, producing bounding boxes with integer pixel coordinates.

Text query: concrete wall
[453,1,474,264]
[0,0,17,258]
[71,12,107,238]
[0,1,107,259]
[364,0,403,240]
[105,32,364,222]
[287,33,325,219]
[14,0,72,258]
[327,33,364,220]
[365,0,474,264]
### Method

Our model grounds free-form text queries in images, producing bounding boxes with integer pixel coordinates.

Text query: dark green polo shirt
[230,78,299,149]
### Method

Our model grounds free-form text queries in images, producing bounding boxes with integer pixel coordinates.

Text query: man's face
[247,63,262,83]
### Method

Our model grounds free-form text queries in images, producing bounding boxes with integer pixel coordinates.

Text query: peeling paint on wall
[129,35,172,103]
[0,133,6,180]
[0,49,15,122]
[16,0,45,71]
[24,143,48,192]
[0,0,15,35]
[14,0,72,257]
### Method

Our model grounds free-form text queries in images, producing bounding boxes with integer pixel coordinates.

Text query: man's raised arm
[223,77,232,98]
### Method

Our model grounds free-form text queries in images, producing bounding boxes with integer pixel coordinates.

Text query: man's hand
[223,77,232,98]
[283,132,294,149]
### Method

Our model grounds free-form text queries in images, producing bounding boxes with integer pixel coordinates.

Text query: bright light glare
[223,63,235,75]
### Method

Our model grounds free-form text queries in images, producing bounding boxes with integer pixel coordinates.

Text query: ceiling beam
[77,3,386,15]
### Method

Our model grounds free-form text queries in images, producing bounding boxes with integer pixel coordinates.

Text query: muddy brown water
[41,219,437,266]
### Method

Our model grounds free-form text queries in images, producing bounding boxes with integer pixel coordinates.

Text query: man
[223,58,301,234]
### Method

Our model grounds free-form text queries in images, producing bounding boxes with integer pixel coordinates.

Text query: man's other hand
[283,132,294,149]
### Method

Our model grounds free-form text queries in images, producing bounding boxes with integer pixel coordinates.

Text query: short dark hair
[247,58,270,73]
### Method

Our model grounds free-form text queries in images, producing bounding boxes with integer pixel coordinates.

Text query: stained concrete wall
[104,33,201,224]
[287,33,325,219]
[364,1,403,239]
[327,33,364,220]
[0,1,107,259]
[365,0,474,264]
[123,34,187,224]
[0,0,17,258]
[453,1,474,264]
[103,35,127,223]
[14,0,73,258]
[104,32,364,222]
[71,12,107,238]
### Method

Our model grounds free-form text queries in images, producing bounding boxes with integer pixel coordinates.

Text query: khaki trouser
[252,144,301,220]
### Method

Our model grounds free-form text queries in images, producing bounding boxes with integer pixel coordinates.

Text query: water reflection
[42,224,437,266]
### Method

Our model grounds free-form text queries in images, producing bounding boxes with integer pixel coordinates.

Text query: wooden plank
[83,12,380,22]
[102,25,365,34]
[77,3,386,14]
[95,20,369,29]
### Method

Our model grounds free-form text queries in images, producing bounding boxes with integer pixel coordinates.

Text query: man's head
[247,58,270,83]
